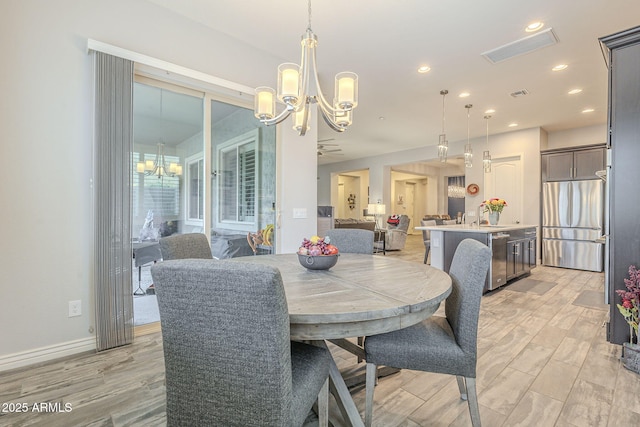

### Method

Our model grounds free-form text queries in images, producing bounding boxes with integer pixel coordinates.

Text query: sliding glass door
[131,79,276,326]
[210,101,276,258]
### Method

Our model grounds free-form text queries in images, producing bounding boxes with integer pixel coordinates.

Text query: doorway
[131,78,276,327]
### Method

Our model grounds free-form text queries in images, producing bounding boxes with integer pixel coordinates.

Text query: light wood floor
[1,234,639,427]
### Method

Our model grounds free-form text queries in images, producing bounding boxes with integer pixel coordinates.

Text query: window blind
[93,52,134,351]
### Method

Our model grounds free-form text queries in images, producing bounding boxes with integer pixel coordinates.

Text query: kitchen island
[416,224,538,292]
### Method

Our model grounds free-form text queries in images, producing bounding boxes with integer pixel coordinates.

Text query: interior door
[484,156,522,224]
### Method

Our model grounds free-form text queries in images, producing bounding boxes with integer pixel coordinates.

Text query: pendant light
[483,115,492,173]
[254,0,358,135]
[438,90,448,162]
[464,104,473,168]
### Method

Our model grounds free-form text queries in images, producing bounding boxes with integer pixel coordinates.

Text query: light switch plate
[432,238,440,248]
[293,208,307,219]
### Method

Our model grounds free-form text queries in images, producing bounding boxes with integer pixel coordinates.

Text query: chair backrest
[325,228,374,254]
[388,214,411,232]
[159,233,213,260]
[420,219,437,243]
[151,259,294,426]
[443,219,458,225]
[446,239,491,355]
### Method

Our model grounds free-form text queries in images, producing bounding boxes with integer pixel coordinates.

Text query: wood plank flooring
[1,234,639,427]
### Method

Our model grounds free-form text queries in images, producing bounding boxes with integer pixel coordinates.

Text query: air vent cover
[482,28,558,64]
[510,89,530,97]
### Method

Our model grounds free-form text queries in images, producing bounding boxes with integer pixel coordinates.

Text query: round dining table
[241,253,452,426]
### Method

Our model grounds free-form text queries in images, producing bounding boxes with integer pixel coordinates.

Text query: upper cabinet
[541,147,605,181]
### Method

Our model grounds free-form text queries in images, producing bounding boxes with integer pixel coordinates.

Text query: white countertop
[415,224,538,233]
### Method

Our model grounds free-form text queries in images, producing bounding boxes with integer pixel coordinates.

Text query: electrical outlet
[68,300,81,318]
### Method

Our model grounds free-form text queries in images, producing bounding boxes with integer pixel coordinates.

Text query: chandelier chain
[307,0,312,31]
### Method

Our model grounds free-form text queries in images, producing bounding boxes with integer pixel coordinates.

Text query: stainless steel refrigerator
[542,180,604,271]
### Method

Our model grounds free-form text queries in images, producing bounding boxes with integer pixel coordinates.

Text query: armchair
[384,214,411,251]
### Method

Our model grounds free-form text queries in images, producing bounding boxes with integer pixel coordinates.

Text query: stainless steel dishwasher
[490,232,509,290]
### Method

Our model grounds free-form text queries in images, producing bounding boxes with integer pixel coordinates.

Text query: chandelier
[483,115,492,173]
[253,0,358,135]
[438,90,448,162]
[137,143,182,178]
[464,104,473,168]
[447,176,466,198]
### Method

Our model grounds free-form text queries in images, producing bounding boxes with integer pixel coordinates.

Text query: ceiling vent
[482,28,558,64]
[510,89,530,98]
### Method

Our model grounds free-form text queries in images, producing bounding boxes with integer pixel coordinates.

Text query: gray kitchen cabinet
[507,239,529,280]
[601,25,640,345]
[542,147,605,181]
[524,228,537,269]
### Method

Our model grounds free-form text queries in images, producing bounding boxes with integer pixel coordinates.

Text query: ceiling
[146,0,640,164]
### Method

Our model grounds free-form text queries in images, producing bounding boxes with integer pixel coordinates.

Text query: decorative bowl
[297,254,339,270]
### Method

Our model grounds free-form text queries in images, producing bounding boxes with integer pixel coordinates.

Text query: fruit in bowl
[298,235,339,270]
[298,235,339,256]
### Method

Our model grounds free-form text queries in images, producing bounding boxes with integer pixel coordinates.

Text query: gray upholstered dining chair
[363,239,491,427]
[158,233,214,260]
[325,228,374,254]
[420,219,437,264]
[151,259,331,427]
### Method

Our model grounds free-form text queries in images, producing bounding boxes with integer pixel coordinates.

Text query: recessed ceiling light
[459,92,470,98]
[508,123,518,127]
[417,65,431,74]
[552,64,568,71]
[582,108,595,113]
[568,88,583,95]
[378,116,385,120]
[525,21,544,32]
[485,109,496,114]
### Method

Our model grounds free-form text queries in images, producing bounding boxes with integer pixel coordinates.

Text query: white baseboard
[0,337,96,372]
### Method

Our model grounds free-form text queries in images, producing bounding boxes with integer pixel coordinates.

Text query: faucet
[461,213,466,225]
[476,205,484,229]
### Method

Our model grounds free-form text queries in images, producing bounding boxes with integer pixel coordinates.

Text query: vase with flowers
[617,265,640,373]
[480,198,507,225]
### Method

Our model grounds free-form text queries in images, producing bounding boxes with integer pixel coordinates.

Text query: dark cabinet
[601,26,640,344]
[507,228,537,281]
[507,239,529,280]
[524,228,537,270]
[542,147,605,181]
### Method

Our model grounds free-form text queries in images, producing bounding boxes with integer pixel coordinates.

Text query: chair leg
[423,246,431,264]
[456,375,467,400]
[317,378,329,427]
[365,362,377,427]
[464,377,481,427]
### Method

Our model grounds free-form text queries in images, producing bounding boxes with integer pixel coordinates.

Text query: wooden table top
[243,253,452,340]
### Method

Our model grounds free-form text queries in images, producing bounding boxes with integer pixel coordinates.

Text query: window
[185,155,204,226]
[216,129,259,228]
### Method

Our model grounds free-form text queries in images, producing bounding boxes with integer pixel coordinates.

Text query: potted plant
[617,265,640,374]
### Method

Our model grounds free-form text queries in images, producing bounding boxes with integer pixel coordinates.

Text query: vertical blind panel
[94,52,134,351]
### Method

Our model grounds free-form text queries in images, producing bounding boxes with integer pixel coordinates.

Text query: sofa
[334,218,376,231]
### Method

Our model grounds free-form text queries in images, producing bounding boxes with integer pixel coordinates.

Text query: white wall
[0,0,315,369]
[545,124,606,150]
[463,127,543,227]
